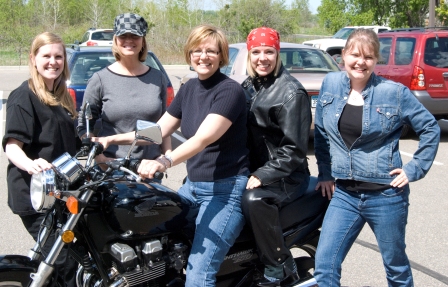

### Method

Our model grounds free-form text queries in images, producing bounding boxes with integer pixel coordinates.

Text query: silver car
[180,42,341,131]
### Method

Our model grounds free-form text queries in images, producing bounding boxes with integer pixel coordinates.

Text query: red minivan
[375,27,448,135]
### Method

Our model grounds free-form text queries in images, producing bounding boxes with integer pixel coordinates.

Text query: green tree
[284,0,313,32]
[349,0,391,25]
[222,0,290,41]
[317,0,349,33]
[435,0,448,25]
[0,0,38,64]
[389,0,428,27]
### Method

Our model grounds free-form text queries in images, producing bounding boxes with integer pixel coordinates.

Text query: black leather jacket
[242,66,311,187]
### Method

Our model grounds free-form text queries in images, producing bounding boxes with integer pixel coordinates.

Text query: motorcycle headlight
[30,169,56,212]
[52,152,83,184]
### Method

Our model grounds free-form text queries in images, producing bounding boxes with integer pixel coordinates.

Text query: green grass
[0,50,28,66]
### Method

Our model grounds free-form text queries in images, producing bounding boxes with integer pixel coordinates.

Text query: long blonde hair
[28,32,77,119]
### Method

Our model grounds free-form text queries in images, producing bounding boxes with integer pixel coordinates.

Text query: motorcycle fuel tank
[104,181,184,237]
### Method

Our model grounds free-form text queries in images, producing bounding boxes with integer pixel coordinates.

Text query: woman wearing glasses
[97,24,250,287]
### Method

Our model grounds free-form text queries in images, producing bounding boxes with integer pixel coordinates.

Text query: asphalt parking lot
[1,66,447,286]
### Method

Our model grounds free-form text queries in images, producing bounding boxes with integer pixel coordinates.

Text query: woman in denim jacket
[313,29,440,286]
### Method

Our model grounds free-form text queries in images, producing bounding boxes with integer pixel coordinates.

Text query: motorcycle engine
[108,240,165,286]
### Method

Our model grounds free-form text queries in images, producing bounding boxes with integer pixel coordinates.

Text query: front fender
[0,254,39,272]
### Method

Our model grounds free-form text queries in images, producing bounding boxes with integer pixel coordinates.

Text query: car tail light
[67,88,76,106]
[86,41,98,46]
[166,86,174,107]
[410,66,426,90]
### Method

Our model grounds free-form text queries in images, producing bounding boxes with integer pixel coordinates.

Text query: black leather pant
[242,178,309,269]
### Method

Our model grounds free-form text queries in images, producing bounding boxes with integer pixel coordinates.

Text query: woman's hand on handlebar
[138,159,166,179]
[91,136,110,150]
[95,154,114,171]
[316,180,335,200]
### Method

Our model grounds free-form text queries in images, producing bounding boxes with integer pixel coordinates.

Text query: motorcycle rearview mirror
[124,120,162,161]
[84,102,93,138]
[135,120,162,144]
[81,102,95,149]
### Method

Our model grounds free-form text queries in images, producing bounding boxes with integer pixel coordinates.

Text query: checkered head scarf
[246,27,280,51]
[114,13,148,37]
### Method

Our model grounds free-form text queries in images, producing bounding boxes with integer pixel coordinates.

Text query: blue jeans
[177,173,249,287]
[314,184,413,287]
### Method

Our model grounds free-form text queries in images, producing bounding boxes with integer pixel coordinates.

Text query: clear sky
[308,0,321,14]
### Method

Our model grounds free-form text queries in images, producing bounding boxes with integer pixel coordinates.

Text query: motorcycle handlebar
[129,159,164,181]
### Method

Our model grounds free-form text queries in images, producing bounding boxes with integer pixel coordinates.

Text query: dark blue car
[66,46,174,111]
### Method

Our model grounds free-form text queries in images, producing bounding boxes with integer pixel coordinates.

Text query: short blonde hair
[246,50,282,78]
[112,35,148,62]
[343,28,380,60]
[28,32,76,119]
[183,25,229,68]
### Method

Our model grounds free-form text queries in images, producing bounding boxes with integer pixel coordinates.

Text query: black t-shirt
[337,103,389,192]
[167,70,249,182]
[2,81,77,215]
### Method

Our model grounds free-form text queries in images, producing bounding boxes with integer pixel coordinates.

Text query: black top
[339,103,363,149]
[167,70,249,181]
[337,103,389,192]
[2,81,77,215]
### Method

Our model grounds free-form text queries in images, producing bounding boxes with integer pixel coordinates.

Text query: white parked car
[303,26,391,62]
[77,28,114,47]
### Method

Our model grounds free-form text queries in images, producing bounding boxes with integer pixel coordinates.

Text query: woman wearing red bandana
[241,27,312,286]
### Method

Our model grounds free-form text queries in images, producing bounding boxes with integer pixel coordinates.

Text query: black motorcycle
[0,119,327,287]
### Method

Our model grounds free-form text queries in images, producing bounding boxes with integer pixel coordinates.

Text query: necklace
[348,88,364,106]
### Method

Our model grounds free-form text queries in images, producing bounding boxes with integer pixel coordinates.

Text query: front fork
[29,188,95,287]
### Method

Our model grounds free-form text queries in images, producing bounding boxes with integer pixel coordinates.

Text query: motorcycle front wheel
[0,271,33,287]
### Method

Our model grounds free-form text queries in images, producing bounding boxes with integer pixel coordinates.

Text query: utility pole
[428,0,435,27]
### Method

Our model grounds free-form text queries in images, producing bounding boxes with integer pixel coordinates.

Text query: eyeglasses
[190,49,220,58]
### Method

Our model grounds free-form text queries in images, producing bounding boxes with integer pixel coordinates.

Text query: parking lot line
[172,131,186,143]
[400,150,443,166]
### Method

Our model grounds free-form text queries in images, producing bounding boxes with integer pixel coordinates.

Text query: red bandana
[246,27,280,51]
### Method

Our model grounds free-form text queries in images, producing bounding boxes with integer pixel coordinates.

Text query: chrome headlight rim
[30,169,56,212]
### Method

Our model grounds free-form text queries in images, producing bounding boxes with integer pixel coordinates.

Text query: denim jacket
[314,72,440,184]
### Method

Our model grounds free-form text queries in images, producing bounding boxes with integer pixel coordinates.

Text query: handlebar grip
[129,159,164,180]
[94,142,104,156]
[154,172,164,180]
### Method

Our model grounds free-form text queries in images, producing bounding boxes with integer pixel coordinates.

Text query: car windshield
[333,28,355,39]
[91,31,114,41]
[424,37,448,68]
[280,48,340,73]
[69,51,163,85]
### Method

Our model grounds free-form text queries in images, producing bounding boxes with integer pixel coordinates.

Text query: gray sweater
[77,66,167,160]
